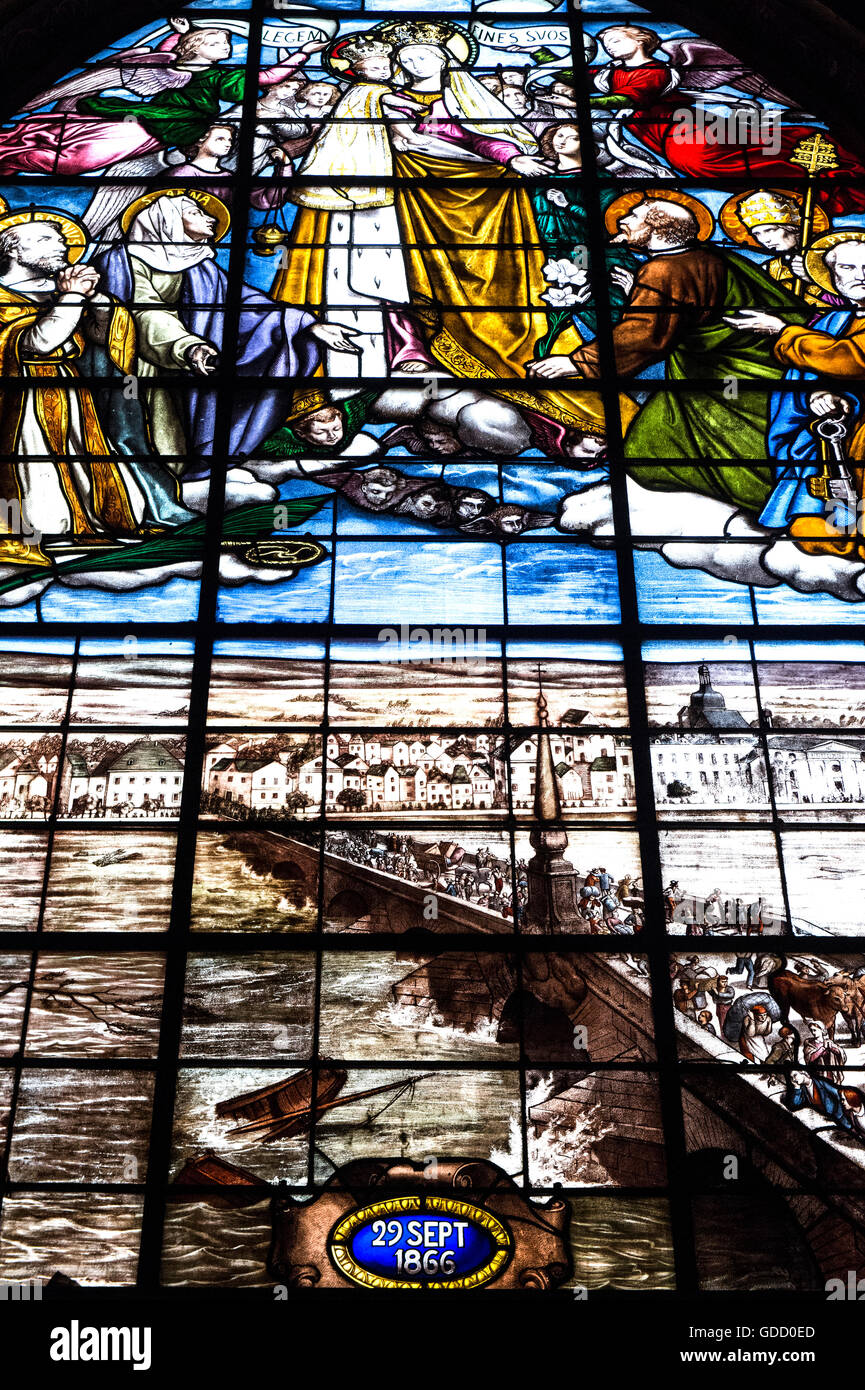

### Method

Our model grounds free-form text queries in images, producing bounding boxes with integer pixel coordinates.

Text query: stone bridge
[220,826,865,1288]
[221,828,510,933]
[391,950,865,1290]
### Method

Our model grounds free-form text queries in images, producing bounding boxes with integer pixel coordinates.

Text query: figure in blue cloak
[98,191,358,476]
[762,307,861,534]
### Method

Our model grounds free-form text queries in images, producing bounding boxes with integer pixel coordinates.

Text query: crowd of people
[324,829,643,931]
[674,953,865,1145]
[324,829,525,921]
[664,880,772,935]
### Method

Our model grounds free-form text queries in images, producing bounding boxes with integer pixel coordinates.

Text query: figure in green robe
[530,193,812,512]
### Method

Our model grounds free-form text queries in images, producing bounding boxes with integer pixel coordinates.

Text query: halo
[603,188,715,241]
[805,229,865,293]
[718,187,829,247]
[0,204,87,262]
[369,18,479,69]
[119,188,231,241]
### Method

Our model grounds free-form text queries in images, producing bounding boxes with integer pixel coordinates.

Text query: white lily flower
[542,257,589,289]
[541,285,581,308]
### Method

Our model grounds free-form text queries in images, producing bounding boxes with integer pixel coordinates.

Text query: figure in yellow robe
[0,233,155,567]
[271,43,635,442]
[765,313,865,557]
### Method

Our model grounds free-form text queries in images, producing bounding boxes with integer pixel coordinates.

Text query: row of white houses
[1,726,861,819]
[0,737,184,815]
[202,729,637,812]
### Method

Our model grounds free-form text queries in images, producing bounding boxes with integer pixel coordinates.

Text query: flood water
[191,833,318,933]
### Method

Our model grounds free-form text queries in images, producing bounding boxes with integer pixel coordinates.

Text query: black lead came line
[133,1,270,1294]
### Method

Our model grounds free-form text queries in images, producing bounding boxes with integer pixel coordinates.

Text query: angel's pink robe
[0,34,309,176]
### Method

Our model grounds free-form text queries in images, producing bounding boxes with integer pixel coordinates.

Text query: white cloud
[0,566,55,607]
[182,468,278,515]
[218,553,298,587]
[761,538,865,602]
[559,478,865,604]
[557,484,617,541]
[58,561,202,592]
[243,458,335,486]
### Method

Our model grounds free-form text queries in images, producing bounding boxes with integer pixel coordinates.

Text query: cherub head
[453,488,494,523]
[340,38,393,82]
[489,504,554,536]
[359,468,401,507]
[398,483,453,521]
[294,405,345,447]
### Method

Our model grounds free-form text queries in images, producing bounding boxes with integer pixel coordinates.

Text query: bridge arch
[497,989,580,1064]
[271,859,307,883]
[687,1148,824,1291]
[326,888,372,930]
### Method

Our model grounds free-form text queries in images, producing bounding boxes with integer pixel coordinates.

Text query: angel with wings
[0,13,323,191]
[590,23,865,215]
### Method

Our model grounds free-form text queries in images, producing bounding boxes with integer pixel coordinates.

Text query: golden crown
[370,18,477,66]
[378,21,453,46]
[737,191,800,232]
[340,38,391,61]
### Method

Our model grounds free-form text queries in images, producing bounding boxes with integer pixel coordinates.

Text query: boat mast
[227,1073,433,1139]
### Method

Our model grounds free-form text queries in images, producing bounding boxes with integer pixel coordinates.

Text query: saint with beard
[530,191,810,509]
[0,207,193,567]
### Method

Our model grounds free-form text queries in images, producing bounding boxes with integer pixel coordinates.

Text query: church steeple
[679,662,749,731]
[533,673,563,823]
[526,671,582,933]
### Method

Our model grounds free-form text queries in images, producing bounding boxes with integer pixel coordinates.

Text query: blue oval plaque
[329,1197,512,1290]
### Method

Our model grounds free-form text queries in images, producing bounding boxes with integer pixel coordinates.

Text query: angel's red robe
[593,61,865,215]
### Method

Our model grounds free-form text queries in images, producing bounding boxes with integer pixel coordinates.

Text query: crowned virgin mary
[272,19,622,442]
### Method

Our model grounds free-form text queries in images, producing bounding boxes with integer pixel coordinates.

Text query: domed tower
[678,663,749,730]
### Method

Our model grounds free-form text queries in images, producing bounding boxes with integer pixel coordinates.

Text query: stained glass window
[0,0,863,1337]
